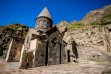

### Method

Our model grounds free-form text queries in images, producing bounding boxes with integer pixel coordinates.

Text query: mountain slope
[81,4,111,25]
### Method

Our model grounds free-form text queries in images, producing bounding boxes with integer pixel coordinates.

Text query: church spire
[35,7,53,31]
[37,7,51,19]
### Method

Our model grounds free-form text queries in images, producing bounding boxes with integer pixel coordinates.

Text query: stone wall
[7,38,24,62]
[47,31,67,65]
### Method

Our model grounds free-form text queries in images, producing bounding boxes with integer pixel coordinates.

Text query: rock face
[63,24,111,61]
[57,4,111,61]
[81,4,111,25]
[0,24,28,58]
[61,4,111,61]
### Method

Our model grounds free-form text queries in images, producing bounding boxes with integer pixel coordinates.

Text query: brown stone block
[19,61,33,69]
[27,61,33,68]
[27,52,34,61]
[19,62,27,69]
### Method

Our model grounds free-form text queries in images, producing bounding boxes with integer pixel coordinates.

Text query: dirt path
[0,58,111,74]
[14,63,110,74]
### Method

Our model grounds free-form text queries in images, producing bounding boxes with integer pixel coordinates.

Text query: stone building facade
[19,7,68,68]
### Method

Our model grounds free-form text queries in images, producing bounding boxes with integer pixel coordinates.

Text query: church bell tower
[35,7,53,31]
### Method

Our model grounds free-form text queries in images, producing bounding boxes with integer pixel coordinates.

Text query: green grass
[90,22,99,26]
[67,23,84,29]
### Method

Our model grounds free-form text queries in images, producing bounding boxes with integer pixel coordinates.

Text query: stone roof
[37,7,51,19]
[46,26,58,36]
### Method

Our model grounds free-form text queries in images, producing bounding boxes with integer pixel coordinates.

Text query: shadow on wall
[67,40,78,62]
[72,41,78,58]
[101,68,111,74]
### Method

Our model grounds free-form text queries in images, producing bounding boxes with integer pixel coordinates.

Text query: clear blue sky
[0,0,111,27]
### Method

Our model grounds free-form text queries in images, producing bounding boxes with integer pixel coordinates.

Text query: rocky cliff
[57,4,111,61]
[81,4,111,25]
[0,24,28,57]
[63,25,111,61]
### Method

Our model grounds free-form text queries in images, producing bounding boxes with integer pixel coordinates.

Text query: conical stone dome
[37,7,51,19]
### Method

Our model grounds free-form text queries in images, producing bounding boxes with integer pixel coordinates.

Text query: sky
[0,0,111,27]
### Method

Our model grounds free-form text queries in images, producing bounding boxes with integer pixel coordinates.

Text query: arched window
[47,21,50,28]
[39,20,43,28]
[44,20,47,28]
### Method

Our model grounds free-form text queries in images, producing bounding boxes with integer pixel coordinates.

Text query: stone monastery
[6,7,78,69]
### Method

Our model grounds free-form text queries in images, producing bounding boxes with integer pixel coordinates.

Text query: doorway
[67,50,70,62]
